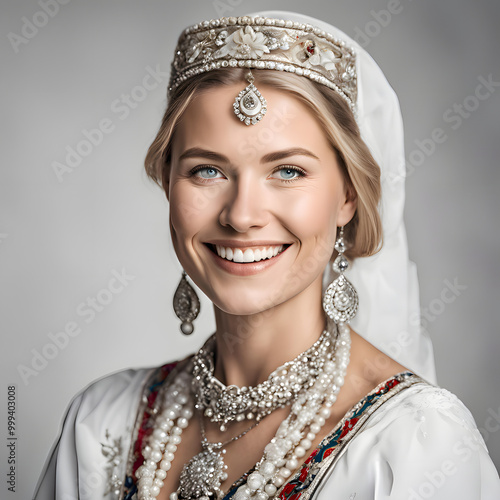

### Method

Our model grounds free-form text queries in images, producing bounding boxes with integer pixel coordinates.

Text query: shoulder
[33,361,185,499]
[64,366,152,419]
[68,360,183,417]
[75,367,151,400]
[316,380,500,499]
[38,361,186,451]
[366,382,480,435]
[361,382,491,466]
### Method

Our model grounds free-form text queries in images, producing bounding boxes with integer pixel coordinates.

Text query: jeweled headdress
[168,16,357,124]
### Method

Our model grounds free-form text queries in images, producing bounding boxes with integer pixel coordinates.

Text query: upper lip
[204,240,292,248]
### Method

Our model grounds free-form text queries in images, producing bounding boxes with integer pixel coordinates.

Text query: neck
[213,278,326,387]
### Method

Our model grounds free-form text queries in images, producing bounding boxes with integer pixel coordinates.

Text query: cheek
[279,186,341,281]
[169,182,218,238]
[168,187,208,276]
[168,184,201,250]
[283,187,340,243]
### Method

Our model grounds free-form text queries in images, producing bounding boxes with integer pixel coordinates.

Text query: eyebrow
[178,147,230,163]
[260,148,320,163]
[178,147,320,164]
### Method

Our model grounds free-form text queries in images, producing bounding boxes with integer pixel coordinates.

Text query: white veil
[250,10,437,384]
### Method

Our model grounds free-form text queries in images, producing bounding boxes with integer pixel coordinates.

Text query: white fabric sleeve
[316,385,500,500]
[32,368,152,500]
[33,392,84,500]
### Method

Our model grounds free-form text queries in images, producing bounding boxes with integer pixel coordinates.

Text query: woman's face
[167,82,356,315]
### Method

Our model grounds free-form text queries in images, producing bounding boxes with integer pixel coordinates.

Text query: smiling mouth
[206,244,290,263]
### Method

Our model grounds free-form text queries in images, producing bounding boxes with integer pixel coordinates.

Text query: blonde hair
[145,69,382,259]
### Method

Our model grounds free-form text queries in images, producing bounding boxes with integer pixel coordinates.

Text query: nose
[219,177,270,233]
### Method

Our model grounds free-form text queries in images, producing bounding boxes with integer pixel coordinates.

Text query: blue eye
[271,166,306,181]
[279,168,299,180]
[193,166,222,179]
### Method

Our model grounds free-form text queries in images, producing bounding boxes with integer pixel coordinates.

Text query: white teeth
[214,245,285,263]
[233,249,244,263]
[243,249,254,263]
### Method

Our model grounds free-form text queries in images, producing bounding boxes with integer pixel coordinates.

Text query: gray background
[1,0,499,498]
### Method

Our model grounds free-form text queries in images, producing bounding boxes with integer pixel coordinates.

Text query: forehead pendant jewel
[233,71,267,126]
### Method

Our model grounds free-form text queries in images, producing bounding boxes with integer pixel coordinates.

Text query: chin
[210,287,285,317]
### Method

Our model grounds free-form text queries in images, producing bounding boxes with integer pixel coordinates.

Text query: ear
[336,186,357,227]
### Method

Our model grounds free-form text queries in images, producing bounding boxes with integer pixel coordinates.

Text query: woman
[33,10,500,500]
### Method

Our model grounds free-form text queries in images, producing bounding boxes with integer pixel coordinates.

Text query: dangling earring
[173,271,200,335]
[323,226,359,324]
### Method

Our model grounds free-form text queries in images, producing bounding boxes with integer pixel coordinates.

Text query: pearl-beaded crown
[168,16,357,112]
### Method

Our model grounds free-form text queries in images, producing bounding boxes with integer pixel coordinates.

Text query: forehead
[172,83,334,162]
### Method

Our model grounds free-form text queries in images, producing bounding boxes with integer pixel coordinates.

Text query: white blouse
[33,366,500,500]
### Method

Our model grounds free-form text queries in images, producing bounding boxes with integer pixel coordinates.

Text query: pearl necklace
[136,370,195,499]
[136,322,351,500]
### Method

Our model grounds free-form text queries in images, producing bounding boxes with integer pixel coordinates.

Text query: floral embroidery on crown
[217,25,270,59]
[169,16,357,113]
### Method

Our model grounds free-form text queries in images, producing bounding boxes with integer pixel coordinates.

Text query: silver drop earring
[323,226,359,324]
[173,271,200,335]
[233,70,267,126]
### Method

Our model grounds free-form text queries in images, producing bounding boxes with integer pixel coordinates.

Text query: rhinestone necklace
[136,322,351,500]
[177,411,260,499]
[192,325,335,431]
